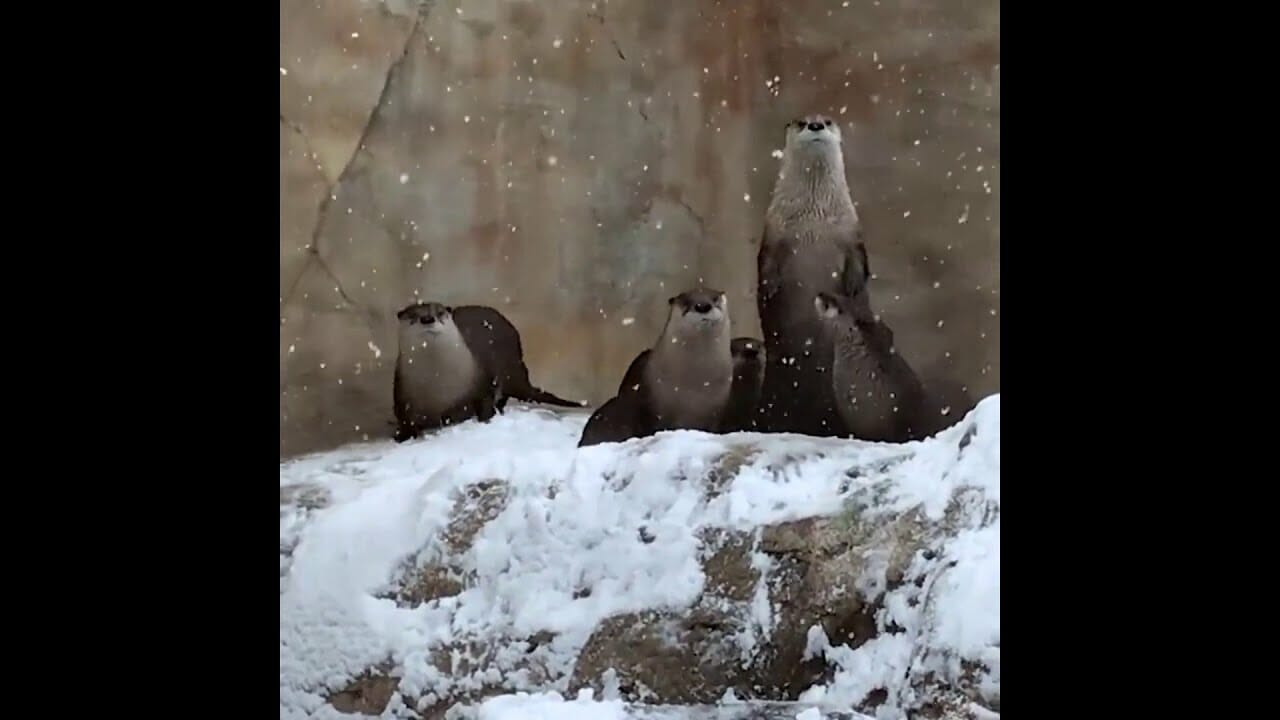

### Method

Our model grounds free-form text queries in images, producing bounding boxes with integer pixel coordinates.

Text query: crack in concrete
[587,8,627,62]
[280,114,329,182]
[280,250,362,313]
[282,0,434,324]
[673,196,708,240]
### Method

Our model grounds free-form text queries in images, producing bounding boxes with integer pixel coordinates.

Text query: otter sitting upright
[394,302,584,442]
[812,290,933,443]
[756,114,870,437]
[578,288,734,446]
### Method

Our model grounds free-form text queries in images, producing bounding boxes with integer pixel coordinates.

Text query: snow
[280,395,1000,719]
[478,690,626,720]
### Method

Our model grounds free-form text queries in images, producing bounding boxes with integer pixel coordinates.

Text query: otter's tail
[502,362,588,408]
[515,385,587,408]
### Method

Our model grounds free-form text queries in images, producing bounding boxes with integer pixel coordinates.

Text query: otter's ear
[668,295,677,306]
[443,306,453,314]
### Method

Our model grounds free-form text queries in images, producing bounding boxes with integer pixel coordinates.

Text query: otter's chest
[645,356,732,431]
[398,338,482,416]
[831,348,905,437]
[773,234,852,291]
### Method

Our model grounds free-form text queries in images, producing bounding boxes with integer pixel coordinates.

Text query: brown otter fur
[756,114,870,438]
[578,289,734,447]
[720,338,766,433]
[813,290,936,443]
[394,302,584,442]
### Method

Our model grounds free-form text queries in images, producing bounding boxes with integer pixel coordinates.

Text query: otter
[393,302,583,442]
[576,393,648,448]
[643,288,734,432]
[756,113,870,437]
[578,288,734,446]
[616,348,649,396]
[812,290,935,443]
[720,338,766,433]
[613,336,764,433]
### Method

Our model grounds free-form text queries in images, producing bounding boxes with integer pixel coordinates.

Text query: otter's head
[731,337,765,368]
[814,291,892,351]
[667,288,729,336]
[815,290,877,330]
[784,114,842,156]
[396,302,456,343]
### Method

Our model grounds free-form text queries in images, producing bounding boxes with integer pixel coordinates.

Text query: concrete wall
[280,0,1000,459]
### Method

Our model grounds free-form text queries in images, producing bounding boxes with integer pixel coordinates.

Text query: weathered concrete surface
[279,0,1000,458]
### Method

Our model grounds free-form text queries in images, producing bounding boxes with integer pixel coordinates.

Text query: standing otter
[813,291,934,443]
[720,338,766,433]
[578,288,734,446]
[756,114,870,437]
[394,302,583,442]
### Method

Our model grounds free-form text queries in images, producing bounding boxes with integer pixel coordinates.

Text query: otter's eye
[824,120,832,127]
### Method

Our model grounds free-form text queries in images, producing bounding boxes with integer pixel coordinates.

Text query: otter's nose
[422,316,436,325]
[694,302,712,313]
[807,122,824,132]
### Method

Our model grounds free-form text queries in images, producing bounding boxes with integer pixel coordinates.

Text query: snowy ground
[280,395,1000,719]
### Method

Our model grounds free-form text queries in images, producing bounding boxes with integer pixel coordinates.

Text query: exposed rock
[391,479,513,606]
[280,400,1001,720]
[568,511,931,709]
[326,664,401,716]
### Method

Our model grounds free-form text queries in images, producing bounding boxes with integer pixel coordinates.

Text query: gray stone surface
[279,0,1000,458]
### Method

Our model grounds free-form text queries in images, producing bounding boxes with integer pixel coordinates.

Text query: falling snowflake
[368,342,382,358]
[547,155,558,167]
[553,38,563,48]
[621,317,635,326]
[744,193,752,202]
[279,67,288,76]
[399,173,409,184]
[771,149,784,159]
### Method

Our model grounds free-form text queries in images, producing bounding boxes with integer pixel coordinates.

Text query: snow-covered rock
[280,396,1000,719]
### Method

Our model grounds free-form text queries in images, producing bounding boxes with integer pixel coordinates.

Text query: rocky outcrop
[567,512,932,708]
[279,398,1000,720]
[278,0,1001,458]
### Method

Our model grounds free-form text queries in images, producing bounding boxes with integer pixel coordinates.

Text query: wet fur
[756,114,870,437]
[815,291,933,443]
[642,291,733,432]
[720,338,765,433]
[394,303,582,442]
[614,337,762,434]
[579,289,733,446]
[578,393,652,447]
